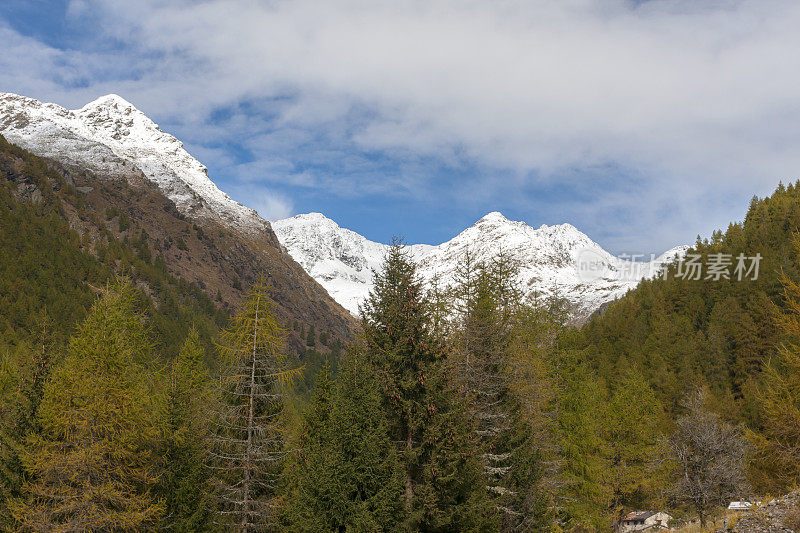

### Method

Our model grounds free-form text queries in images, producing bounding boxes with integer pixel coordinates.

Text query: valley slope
[0,93,356,351]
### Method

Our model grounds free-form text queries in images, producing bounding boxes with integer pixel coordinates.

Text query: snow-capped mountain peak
[477,211,508,223]
[272,211,687,320]
[0,92,265,234]
[81,93,136,110]
[0,92,687,322]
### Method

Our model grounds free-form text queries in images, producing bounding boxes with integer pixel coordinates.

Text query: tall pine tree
[360,240,491,531]
[161,328,216,531]
[210,280,300,531]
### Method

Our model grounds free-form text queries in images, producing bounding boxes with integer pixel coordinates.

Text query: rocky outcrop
[718,492,800,533]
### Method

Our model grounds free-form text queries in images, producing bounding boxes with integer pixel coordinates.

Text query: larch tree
[210,280,300,532]
[504,299,569,532]
[749,266,800,493]
[555,355,612,530]
[9,280,165,531]
[0,312,56,529]
[606,366,664,519]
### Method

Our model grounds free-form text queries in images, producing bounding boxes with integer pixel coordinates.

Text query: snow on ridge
[0,92,688,320]
[272,211,688,320]
[0,92,265,234]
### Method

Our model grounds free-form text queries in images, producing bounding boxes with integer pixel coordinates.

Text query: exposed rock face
[273,211,688,322]
[0,93,358,350]
[717,492,800,533]
[0,92,262,232]
[0,91,687,327]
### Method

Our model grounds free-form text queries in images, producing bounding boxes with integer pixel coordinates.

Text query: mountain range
[0,92,686,325]
[272,212,688,321]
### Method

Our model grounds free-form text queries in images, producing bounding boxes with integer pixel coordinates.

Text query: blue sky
[2,0,799,254]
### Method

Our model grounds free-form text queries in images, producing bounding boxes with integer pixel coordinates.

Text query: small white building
[617,510,673,532]
[727,501,755,511]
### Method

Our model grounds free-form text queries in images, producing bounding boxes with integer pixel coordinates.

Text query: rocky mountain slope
[0,93,261,232]
[0,91,685,329]
[272,211,688,321]
[0,93,356,351]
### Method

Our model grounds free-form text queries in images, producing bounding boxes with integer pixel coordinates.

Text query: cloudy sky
[2,0,799,254]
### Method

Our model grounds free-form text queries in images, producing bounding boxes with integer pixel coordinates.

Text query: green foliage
[210,280,301,530]
[160,328,216,531]
[118,211,130,232]
[306,324,316,347]
[606,366,664,517]
[283,351,405,531]
[10,280,165,531]
[0,157,102,345]
[0,316,57,531]
[571,183,800,419]
[361,240,492,531]
[555,356,612,530]
[505,302,568,531]
[749,257,800,493]
[6,133,800,530]
[0,135,227,358]
[449,251,557,531]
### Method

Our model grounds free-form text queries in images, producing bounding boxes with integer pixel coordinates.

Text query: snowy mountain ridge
[0,92,687,321]
[0,92,265,234]
[272,212,688,321]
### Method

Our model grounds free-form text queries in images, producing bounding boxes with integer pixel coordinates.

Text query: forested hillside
[0,135,354,353]
[561,182,800,510]
[0,135,227,354]
[0,136,349,528]
[574,183,800,424]
[2,134,800,531]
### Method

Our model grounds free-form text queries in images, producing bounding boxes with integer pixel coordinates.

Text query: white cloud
[247,190,295,221]
[3,0,800,251]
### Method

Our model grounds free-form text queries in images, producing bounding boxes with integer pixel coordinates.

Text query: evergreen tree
[750,264,800,493]
[0,313,56,529]
[361,240,492,531]
[555,355,611,530]
[210,280,300,531]
[504,299,570,532]
[161,328,215,531]
[606,367,663,519]
[9,281,165,531]
[283,348,404,531]
[451,251,556,530]
[306,325,316,347]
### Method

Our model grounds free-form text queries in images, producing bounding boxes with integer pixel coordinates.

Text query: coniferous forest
[4,135,800,532]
